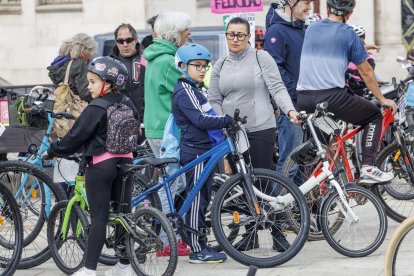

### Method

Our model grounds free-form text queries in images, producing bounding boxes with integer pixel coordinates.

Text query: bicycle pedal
[199,227,211,236]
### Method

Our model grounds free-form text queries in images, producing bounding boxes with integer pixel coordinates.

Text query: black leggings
[297,88,382,165]
[84,157,132,270]
[245,128,276,170]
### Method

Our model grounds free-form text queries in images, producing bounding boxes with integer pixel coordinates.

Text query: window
[36,0,82,12]
[39,0,81,4]
[196,0,209,8]
[0,0,21,5]
[0,0,21,14]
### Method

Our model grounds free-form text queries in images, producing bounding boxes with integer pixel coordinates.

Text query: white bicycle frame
[249,112,359,222]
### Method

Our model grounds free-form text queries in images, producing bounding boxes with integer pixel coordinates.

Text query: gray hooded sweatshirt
[208,45,295,133]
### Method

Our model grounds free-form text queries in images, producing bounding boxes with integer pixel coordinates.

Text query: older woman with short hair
[143,11,191,256]
[48,33,97,103]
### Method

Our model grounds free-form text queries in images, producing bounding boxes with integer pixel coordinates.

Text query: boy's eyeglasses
[116,37,135,44]
[188,63,210,71]
[225,32,248,41]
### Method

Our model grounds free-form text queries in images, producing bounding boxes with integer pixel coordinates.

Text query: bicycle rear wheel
[47,200,88,275]
[211,169,309,268]
[0,181,23,276]
[321,185,387,257]
[0,160,66,269]
[384,216,414,275]
[127,206,178,276]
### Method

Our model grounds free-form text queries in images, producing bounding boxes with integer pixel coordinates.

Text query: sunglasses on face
[116,37,135,44]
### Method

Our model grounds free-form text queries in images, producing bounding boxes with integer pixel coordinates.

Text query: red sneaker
[177,240,190,256]
[156,240,190,257]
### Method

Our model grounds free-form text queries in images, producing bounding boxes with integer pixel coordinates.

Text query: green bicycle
[46,160,178,276]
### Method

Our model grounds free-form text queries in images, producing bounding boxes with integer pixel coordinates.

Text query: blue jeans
[275,114,303,175]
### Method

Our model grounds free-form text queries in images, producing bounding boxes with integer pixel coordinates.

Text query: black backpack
[90,96,140,154]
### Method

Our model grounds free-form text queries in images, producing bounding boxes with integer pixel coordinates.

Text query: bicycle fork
[329,179,359,223]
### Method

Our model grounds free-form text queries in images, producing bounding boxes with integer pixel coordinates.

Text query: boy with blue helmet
[172,43,232,263]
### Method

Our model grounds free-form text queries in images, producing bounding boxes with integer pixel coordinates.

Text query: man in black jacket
[110,23,145,121]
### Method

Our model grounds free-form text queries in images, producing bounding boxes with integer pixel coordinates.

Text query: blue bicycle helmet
[175,43,211,79]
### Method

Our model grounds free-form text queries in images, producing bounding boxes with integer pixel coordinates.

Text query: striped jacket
[172,78,232,154]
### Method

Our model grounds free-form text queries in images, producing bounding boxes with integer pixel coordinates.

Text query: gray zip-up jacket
[208,45,295,133]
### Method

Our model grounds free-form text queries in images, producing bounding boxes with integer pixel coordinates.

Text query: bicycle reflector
[233,211,240,224]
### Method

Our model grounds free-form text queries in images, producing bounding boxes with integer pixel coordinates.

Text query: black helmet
[327,0,356,15]
[88,56,128,90]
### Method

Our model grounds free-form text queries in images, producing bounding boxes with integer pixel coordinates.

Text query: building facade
[0,0,408,85]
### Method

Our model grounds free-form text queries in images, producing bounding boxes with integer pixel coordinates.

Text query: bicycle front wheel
[384,216,414,275]
[321,185,387,257]
[47,200,89,275]
[0,160,66,269]
[127,206,178,276]
[211,169,309,268]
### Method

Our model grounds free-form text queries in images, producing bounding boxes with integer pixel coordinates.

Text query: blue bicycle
[0,89,68,269]
[127,110,310,268]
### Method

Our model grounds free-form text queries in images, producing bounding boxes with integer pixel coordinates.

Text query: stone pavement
[13,219,402,276]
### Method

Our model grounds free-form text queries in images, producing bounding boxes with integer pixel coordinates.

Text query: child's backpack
[89,95,141,154]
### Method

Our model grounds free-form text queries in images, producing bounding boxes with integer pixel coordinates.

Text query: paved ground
[12,219,404,276]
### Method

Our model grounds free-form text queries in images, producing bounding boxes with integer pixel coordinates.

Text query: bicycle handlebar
[22,106,75,120]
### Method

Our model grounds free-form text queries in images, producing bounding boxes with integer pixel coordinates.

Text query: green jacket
[143,38,181,139]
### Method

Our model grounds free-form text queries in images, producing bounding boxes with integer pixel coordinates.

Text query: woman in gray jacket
[208,17,299,253]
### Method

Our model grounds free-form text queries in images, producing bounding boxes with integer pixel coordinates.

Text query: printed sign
[0,100,8,125]
[211,0,263,14]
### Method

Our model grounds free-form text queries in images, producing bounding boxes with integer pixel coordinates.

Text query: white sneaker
[71,267,96,276]
[105,262,134,276]
[360,166,394,184]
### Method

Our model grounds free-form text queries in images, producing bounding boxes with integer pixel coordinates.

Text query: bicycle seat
[140,157,178,167]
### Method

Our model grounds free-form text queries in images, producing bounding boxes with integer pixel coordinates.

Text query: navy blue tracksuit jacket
[172,78,231,252]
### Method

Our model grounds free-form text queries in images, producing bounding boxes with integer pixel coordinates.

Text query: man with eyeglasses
[264,0,313,175]
[109,23,145,122]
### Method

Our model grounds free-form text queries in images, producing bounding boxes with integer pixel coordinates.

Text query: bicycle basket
[290,138,319,166]
[7,87,54,129]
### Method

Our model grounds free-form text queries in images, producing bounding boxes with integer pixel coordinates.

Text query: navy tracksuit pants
[180,150,214,253]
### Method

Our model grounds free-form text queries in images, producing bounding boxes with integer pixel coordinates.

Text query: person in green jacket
[143,11,191,257]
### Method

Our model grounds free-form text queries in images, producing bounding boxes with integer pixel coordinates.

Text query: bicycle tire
[282,146,350,241]
[321,185,387,257]
[47,200,89,275]
[127,206,178,276]
[374,141,414,222]
[175,173,238,253]
[384,216,414,275]
[94,173,163,267]
[0,181,23,276]
[0,160,66,269]
[211,169,309,268]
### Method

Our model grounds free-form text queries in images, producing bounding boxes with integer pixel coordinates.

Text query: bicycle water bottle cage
[290,138,319,166]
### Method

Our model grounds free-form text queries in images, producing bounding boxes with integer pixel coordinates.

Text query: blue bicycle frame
[15,112,55,216]
[131,137,236,216]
